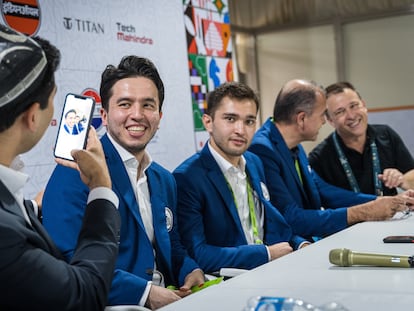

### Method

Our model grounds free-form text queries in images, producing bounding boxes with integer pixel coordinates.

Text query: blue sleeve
[166,174,200,286]
[249,143,348,238]
[313,171,376,208]
[43,165,89,261]
[290,235,307,250]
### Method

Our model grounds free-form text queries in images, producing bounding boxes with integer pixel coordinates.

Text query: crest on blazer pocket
[165,207,173,232]
[260,182,270,201]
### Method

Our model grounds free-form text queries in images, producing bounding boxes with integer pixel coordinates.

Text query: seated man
[173,82,310,275]
[43,55,204,310]
[309,81,414,195]
[0,25,120,310]
[249,79,414,240]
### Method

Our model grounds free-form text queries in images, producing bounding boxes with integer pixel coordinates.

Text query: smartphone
[54,93,95,161]
[383,235,414,243]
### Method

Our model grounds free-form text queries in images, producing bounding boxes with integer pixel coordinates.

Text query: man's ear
[202,113,213,133]
[100,107,108,126]
[23,102,41,132]
[296,111,306,129]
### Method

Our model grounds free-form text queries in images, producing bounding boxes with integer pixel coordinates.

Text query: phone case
[383,235,414,243]
[53,93,95,161]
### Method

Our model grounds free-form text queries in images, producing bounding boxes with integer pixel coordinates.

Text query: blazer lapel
[270,124,311,205]
[297,148,322,208]
[145,168,173,276]
[200,145,246,236]
[101,135,146,231]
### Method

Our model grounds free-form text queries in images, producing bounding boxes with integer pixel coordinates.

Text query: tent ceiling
[228,0,414,34]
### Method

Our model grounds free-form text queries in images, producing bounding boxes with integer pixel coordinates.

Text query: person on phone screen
[63,108,84,135]
[0,24,121,310]
[42,55,205,309]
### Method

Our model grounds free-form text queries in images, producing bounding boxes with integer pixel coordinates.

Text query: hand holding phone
[55,127,111,190]
[54,93,95,161]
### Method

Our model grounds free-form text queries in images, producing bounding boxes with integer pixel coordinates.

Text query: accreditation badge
[260,182,270,201]
[165,207,173,232]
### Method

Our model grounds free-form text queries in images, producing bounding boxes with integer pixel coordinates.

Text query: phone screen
[54,93,95,161]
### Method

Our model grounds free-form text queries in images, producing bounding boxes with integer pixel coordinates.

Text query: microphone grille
[329,248,350,266]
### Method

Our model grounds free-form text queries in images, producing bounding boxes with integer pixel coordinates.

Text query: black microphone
[329,248,414,268]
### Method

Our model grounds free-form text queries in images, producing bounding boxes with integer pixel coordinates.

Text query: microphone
[329,248,414,268]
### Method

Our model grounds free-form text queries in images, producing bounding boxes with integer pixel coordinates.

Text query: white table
[159,214,414,311]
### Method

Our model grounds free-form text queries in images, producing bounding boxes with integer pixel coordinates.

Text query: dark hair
[273,80,324,124]
[325,81,361,99]
[206,81,259,118]
[100,56,164,111]
[65,109,77,118]
[0,36,60,132]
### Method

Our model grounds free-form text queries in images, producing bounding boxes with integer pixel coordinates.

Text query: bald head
[273,79,325,124]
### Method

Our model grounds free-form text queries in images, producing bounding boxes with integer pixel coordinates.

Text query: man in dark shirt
[309,81,414,196]
[249,79,414,241]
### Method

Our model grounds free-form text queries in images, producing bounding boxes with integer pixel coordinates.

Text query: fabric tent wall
[1,0,196,198]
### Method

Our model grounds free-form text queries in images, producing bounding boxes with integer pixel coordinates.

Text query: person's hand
[145,285,181,310]
[177,269,205,297]
[395,190,414,210]
[267,242,293,260]
[378,168,404,189]
[299,241,312,249]
[365,195,412,221]
[55,127,111,190]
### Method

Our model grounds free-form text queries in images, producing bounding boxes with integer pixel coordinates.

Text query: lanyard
[291,148,303,184]
[227,177,263,245]
[332,132,383,195]
[246,181,263,244]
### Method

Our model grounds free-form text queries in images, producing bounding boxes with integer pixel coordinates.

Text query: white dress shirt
[106,133,157,306]
[208,143,264,244]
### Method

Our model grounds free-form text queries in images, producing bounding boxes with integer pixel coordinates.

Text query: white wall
[344,14,414,108]
[253,14,414,154]
[256,25,337,152]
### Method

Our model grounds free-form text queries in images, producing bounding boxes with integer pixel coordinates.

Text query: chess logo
[165,207,173,232]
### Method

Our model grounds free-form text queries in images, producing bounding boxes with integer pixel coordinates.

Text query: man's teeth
[128,126,145,132]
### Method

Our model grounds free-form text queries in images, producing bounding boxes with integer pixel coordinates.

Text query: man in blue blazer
[43,56,204,309]
[249,79,414,240]
[173,82,309,275]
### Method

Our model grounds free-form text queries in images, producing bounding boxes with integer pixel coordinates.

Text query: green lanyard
[294,158,303,184]
[246,181,263,244]
[332,132,383,195]
[227,177,263,245]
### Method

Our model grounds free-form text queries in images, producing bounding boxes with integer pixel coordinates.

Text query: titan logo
[63,17,104,34]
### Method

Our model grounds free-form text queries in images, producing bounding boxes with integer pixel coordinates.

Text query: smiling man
[42,56,204,310]
[173,81,310,275]
[309,81,414,196]
[249,79,414,241]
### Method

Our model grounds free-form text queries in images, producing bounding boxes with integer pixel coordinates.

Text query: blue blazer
[249,118,376,239]
[43,134,199,306]
[173,144,306,274]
